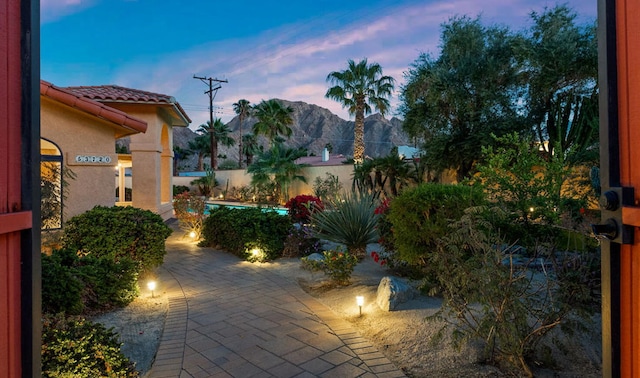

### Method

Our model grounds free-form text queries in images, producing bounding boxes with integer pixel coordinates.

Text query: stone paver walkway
[146,227,406,378]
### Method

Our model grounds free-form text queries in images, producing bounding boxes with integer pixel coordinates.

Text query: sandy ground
[95,245,602,377]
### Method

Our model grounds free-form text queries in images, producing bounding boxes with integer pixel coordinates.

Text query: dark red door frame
[597,0,621,376]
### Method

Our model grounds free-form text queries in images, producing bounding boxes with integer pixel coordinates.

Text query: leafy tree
[247,143,309,203]
[400,16,524,181]
[519,5,598,161]
[197,118,236,170]
[326,59,395,164]
[233,99,252,168]
[252,99,294,147]
[188,135,210,171]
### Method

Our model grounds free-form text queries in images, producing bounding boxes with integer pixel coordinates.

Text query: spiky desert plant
[310,190,380,258]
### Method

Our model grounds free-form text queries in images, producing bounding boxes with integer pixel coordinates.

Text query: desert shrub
[173,192,206,239]
[200,206,292,262]
[282,224,323,257]
[41,249,84,315]
[285,194,323,223]
[310,190,380,258]
[42,248,139,315]
[313,172,343,204]
[301,247,358,285]
[41,314,138,377]
[429,206,596,376]
[473,133,589,247]
[173,185,190,196]
[387,183,484,267]
[63,206,172,272]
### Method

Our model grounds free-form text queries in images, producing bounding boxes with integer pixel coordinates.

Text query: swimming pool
[205,201,288,216]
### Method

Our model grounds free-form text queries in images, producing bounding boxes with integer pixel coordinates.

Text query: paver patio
[146,225,406,378]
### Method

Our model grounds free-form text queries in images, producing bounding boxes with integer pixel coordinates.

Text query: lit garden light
[189,230,197,239]
[356,296,364,316]
[147,280,157,298]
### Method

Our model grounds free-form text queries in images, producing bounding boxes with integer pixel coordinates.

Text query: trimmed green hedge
[387,183,485,266]
[200,206,292,262]
[63,206,172,272]
[42,248,139,315]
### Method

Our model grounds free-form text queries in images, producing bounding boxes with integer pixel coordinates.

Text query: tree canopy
[400,5,597,181]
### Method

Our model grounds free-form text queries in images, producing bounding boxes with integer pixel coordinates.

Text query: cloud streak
[42,0,597,127]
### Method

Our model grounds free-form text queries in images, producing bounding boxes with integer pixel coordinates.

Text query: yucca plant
[310,190,380,258]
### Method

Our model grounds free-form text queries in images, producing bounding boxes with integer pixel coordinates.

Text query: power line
[193,75,228,169]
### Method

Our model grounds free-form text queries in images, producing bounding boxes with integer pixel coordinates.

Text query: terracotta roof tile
[65,84,191,125]
[40,80,148,137]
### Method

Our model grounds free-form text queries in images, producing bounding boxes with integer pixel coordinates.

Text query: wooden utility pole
[193,75,227,170]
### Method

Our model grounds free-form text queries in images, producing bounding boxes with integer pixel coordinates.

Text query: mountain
[173,99,410,170]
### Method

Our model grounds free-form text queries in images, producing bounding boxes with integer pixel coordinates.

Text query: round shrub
[41,314,138,377]
[63,206,172,272]
[42,248,139,315]
[388,183,484,266]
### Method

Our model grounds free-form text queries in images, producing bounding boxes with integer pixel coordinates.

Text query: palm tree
[172,145,193,175]
[232,99,252,168]
[197,118,236,170]
[242,133,261,166]
[188,135,210,171]
[252,99,294,146]
[247,143,309,203]
[326,59,395,164]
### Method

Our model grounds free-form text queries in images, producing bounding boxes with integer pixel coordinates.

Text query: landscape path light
[356,295,364,316]
[148,280,157,298]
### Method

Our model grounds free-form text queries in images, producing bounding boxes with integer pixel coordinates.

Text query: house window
[41,138,64,229]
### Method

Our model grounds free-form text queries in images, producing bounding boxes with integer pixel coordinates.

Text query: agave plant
[310,190,380,258]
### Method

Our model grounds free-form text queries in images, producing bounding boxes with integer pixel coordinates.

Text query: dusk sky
[41,0,597,128]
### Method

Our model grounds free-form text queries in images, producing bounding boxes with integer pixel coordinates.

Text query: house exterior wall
[108,104,176,220]
[41,97,119,221]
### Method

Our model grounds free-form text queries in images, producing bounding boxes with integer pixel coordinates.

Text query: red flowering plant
[285,194,324,223]
[374,198,395,253]
[370,250,389,267]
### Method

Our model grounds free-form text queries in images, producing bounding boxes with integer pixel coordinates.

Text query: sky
[41,0,597,129]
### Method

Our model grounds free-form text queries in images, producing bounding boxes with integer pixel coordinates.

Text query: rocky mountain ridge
[173,99,410,170]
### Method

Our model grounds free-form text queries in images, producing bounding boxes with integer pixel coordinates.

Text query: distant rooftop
[296,154,347,166]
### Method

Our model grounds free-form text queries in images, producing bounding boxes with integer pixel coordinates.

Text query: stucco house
[40,80,191,224]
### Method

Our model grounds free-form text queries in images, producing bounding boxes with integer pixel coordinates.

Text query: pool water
[205,202,288,216]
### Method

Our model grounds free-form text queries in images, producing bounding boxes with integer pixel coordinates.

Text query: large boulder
[376,276,414,311]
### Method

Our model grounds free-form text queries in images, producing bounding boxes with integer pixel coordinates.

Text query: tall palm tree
[197,118,236,170]
[326,58,395,164]
[252,99,294,147]
[232,99,252,168]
